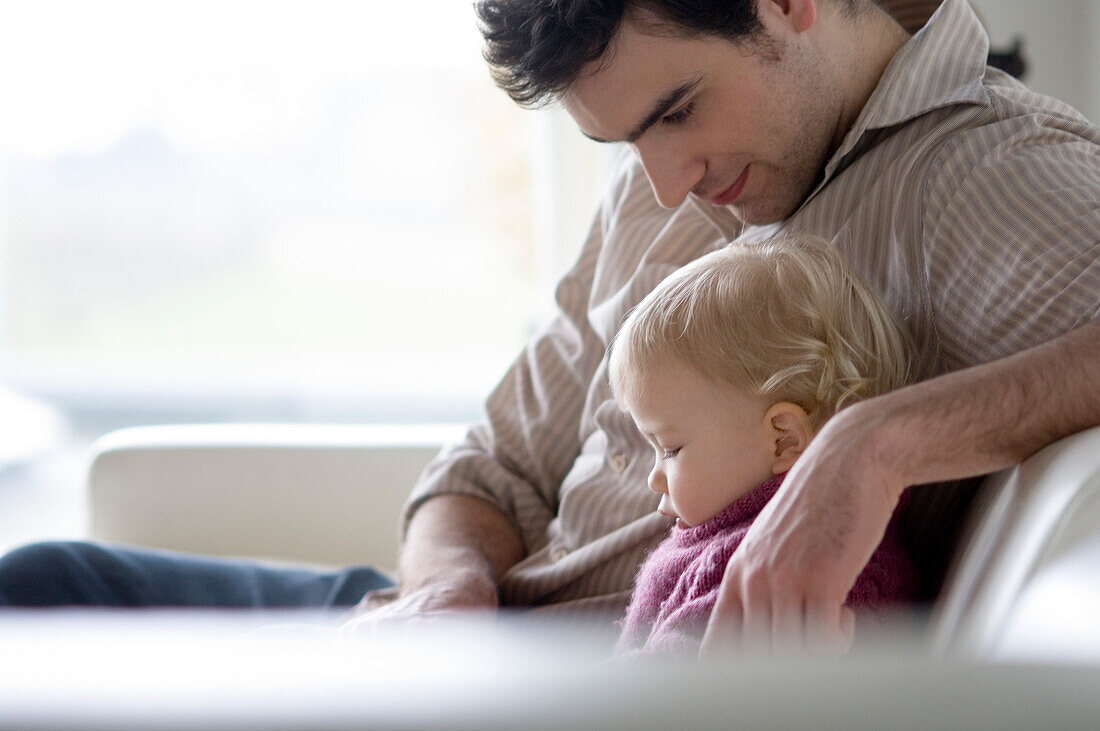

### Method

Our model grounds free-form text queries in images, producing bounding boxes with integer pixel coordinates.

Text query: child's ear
[764,402,814,474]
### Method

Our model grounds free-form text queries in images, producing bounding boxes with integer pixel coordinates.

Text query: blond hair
[609,234,912,428]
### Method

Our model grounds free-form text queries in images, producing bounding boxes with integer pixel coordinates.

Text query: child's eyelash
[662,447,681,459]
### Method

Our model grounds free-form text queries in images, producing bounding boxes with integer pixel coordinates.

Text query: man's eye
[661,103,695,126]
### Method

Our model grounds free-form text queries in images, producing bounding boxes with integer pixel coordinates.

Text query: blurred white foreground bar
[1,610,1099,729]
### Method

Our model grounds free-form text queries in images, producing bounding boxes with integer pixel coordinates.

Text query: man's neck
[823,2,912,147]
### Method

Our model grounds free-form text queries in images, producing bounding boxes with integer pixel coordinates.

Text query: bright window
[0,1,609,423]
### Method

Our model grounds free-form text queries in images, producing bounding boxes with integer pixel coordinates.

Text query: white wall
[975,0,1100,120]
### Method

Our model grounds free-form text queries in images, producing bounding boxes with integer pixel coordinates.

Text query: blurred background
[0,0,613,436]
[0,0,1098,549]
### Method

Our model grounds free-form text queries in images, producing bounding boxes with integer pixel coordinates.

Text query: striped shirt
[401,0,1100,623]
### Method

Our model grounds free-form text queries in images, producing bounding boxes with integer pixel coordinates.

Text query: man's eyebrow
[581,78,701,144]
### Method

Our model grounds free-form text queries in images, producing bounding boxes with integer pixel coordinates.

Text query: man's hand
[700,400,903,656]
[341,565,499,634]
[701,320,1100,656]
[341,493,524,635]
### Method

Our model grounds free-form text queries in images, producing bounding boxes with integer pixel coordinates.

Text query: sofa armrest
[930,425,1100,659]
[86,423,466,572]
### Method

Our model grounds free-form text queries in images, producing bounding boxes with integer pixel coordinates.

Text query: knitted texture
[615,474,918,657]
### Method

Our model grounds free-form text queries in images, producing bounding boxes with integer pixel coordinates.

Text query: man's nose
[632,138,705,209]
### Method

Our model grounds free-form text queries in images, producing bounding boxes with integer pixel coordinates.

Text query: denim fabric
[0,541,394,608]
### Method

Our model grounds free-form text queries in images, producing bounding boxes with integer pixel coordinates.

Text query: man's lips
[705,165,750,206]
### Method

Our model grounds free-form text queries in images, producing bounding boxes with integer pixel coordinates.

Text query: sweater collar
[671,472,786,546]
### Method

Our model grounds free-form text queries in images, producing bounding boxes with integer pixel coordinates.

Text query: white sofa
[86,423,467,573]
[85,422,1100,661]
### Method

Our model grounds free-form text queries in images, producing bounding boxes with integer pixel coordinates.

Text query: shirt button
[608,453,628,473]
[550,546,569,562]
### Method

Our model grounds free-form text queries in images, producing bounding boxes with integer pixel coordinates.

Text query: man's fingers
[740,583,773,654]
[700,563,785,656]
[701,582,857,658]
[840,606,855,646]
[772,596,805,655]
[805,599,854,656]
[699,580,745,657]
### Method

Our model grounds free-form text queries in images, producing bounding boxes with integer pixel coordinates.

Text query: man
[346,0,1100,653]
[2,0,1097,656]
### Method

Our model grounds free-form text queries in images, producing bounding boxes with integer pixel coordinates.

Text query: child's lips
[657,495,680,522]
[662,512,688,529]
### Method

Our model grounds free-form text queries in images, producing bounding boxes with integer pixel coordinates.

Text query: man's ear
[758,0,817,34]
[763,402,814,474]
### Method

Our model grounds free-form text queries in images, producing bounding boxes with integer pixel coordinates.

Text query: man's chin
[725,196,805,227]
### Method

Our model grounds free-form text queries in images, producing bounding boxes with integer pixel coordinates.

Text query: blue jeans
[0,541,394,609]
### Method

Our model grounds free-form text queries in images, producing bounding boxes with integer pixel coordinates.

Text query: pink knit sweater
[615,474,918,657]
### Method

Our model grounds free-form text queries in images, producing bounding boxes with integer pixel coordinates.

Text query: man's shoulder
[944,70,1098,161]
[861,69,1099,185]
[910,77,1100,210]
[981,68,1097,133]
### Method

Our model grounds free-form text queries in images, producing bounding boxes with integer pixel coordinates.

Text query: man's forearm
[856,320,1100,489]
[398,494,525,600]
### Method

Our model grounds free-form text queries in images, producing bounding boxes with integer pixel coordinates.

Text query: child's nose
[647,464,667,494]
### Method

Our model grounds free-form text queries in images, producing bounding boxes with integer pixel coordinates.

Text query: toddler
[609,233,918,657]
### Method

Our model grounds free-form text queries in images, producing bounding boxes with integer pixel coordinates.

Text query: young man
[352,0,1100,654]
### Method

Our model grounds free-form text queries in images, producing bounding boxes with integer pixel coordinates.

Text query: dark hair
[476,0,763,108]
